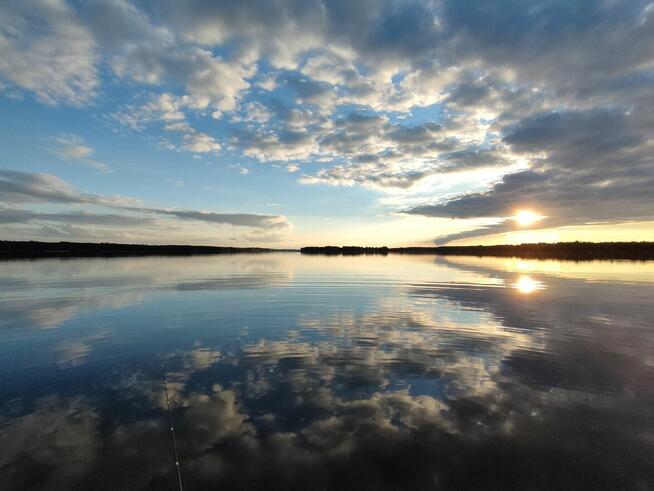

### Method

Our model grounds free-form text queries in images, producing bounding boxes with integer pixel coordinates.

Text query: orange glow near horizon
[448,219,654,247]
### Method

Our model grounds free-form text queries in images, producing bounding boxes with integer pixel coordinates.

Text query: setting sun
[514,210,542,226]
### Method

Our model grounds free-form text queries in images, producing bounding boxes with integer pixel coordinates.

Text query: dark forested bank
[300,246,390,255]
[3,241,654,260]
[0,241,296,259]
[301,242,654,259]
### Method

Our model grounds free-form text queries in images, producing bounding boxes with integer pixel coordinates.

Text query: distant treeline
[301,242,654,259]
[300,246,390,255]
[0,241,295,260]
[3,240,653,260]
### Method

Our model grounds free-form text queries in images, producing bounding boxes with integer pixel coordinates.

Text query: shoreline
[0,240,298,260]
[2,240,654,261]
[300,242,654,260]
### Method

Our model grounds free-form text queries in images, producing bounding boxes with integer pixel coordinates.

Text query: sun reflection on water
[514,275,543,294]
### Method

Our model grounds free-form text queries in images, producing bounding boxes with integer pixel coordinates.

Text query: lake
[1,253,653,490]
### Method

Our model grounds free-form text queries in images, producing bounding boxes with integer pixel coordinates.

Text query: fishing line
[162,362,183,491]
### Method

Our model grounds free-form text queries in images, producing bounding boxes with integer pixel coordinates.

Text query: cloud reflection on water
[0,254,653,489]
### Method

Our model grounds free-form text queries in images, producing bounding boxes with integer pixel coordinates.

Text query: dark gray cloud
[318,113,387,154]
[143,209,290,229]
[503,109,643,167]
[444,80,491,107]
[408,104,654,242]
[437,147,512,173]
[0,208,153,226]
[386,122,442,144]
[430,224,512,246]
[0,169,125,206]
[279,72,335,106]
[408,161,654,244]
[440,0,654,99]
[150,0,444,68]
[0,169,291,231]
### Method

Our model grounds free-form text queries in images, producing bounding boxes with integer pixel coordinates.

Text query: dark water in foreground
[1,254,653,490]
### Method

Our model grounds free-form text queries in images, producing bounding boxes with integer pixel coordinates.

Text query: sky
[1,0,653,248]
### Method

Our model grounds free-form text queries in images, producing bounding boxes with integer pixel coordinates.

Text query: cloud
[113,93,186,131]
[145,209,290,229]
[2,0,654,243]
[386,122,442,144]
[0,168,139,207]
[0,0,98,105]
[53,135,110,172]
[82,0,250,112]
[301,163,431,190]
[408,170,548,220]
[112,92,223,155]
[279,71,337,108]
[0,208,153,227]
[54,136,94,160]
[182,133,221,153]
[502,109,643,168]
[230,102,272,124]
[229,103,517,191]
[437,147,515,173]
[111,45,249,112]
[407,106,654,242]
[0,169,292,235]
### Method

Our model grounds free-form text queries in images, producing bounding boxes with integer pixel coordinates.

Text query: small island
[300,246,390,255]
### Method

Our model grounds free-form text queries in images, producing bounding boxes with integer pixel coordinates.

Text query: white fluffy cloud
[182,133,221,154]
[0,0,98,105]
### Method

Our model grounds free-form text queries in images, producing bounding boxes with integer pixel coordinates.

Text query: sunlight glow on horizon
[449,220,654,247]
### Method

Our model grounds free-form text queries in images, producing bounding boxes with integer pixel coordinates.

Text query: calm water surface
[1,254,653,490]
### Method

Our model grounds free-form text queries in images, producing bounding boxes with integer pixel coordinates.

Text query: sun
[514,210,541,226]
